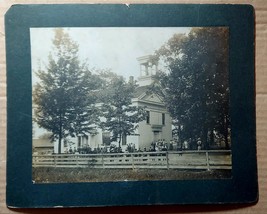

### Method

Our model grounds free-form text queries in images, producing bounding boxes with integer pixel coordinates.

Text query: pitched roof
[94,85,153,101]
[133,86,149,98]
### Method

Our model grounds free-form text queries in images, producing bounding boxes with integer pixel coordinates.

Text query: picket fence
[32,150,231,170]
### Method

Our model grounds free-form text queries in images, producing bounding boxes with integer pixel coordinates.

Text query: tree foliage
[99,76,147,148]
[154,27,230,149]
[33,29,101,153]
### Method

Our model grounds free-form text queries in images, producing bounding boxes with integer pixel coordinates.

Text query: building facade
[51,55,173,153]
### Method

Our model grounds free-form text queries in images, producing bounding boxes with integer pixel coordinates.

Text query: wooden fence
[32,150,232,170]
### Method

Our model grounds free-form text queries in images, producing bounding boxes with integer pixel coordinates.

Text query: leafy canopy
[33,29,101,153]
[99,76,146,147]
[153,27,230,149]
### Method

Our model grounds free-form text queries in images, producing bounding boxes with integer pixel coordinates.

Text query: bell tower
[137,55,158,86]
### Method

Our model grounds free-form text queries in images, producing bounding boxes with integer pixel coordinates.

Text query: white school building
[40,55,173,153]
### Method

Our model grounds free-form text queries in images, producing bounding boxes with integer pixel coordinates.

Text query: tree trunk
[202,125,209,150]
[58,113,62,154]
[209,129,214,147]
[118,133,121,149]
[178,125,183,150]
[58,135,62,154]
[224,116,230,150]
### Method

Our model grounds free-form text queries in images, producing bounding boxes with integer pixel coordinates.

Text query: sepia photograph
[31,27,231,183]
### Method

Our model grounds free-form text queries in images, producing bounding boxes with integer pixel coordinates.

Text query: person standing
[197,138,202,151]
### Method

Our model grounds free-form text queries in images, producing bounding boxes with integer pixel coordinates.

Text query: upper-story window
[162,113,165,125]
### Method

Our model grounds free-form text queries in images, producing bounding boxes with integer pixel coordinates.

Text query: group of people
[63,138,203,154]
[64,147,79,154]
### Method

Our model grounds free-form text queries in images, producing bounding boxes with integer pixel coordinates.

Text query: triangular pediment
[140,92,163,103]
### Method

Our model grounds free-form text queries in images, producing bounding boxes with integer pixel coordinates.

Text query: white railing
[32,150,232,170]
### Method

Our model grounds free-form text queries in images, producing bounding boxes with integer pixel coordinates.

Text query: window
[122,134,127,145]
[78,136,81,148]
[146,111,150,124]
[102,132,111,146]
[84,135,88,146]
[162,113,165,125]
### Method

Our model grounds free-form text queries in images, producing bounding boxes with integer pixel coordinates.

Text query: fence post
[206,151,210,171]
[131,154,134,170]
[76,155,79,166]
[102,154,105,168]
[33,155,36,166]
[54,155,56,167]
[166,151,169,170]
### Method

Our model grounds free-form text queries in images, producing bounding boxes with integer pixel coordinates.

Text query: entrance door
[153,131,161,142]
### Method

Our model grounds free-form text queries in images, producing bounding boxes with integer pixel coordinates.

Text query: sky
[30,27,191,84]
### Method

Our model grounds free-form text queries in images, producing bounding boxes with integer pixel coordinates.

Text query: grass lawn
[32,167,231,183]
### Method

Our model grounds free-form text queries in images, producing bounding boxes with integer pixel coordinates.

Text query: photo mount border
[5,4,257,208]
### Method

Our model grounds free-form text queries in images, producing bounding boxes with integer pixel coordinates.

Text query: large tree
[99,76,147,149]
[154,27,230,149]
[33,29,101,153]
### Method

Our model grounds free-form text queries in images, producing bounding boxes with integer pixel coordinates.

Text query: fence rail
[32,150,232,170]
